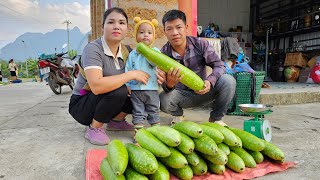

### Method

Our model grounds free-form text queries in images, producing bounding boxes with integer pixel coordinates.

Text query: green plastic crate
[227,71,265,116]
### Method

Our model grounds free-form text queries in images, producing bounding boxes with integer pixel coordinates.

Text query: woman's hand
[156,68,166,85]
[166,67,183,89]
[129,70,150,85]
[195,80,211,95]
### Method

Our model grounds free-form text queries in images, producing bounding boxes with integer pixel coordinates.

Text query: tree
[26,58,39,77]
[68,50,77,59]
[0,60,10,77]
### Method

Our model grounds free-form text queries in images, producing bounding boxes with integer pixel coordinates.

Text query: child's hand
[127,86,131,96]
[156,68,166,85]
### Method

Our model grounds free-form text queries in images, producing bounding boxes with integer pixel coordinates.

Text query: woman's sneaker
[107,120,134,131]
[85,126,110,145]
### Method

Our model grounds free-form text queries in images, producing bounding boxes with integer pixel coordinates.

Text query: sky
[0,0,91,49]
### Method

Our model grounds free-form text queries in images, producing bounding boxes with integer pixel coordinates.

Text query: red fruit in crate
[310,63,320,84]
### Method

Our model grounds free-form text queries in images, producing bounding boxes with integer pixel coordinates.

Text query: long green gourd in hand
[136,42,205,91]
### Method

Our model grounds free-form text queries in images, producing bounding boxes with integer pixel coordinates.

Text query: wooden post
[178,0,197,37]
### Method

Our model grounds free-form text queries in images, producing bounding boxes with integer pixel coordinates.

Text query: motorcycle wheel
[48,72,62,94]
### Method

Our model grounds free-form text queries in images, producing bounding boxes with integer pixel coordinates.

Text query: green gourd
[107,140,128,175]
[136,42,205,91]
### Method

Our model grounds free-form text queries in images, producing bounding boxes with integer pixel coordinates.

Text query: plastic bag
[233,63,255,73]
[310,62,320,84]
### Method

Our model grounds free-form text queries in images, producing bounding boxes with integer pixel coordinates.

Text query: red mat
[86,149,296,180]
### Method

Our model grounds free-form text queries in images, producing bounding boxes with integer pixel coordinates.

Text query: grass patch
[0,81,9,85]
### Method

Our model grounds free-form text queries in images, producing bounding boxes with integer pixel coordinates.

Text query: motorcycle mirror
[62,43,68,51]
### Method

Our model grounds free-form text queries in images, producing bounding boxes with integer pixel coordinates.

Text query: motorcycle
[38,45,80,94]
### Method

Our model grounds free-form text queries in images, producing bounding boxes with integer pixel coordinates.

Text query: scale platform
[239,104,273,142]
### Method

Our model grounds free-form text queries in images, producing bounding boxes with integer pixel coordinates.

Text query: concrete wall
[111,0,178,48]
[197,0,250,32]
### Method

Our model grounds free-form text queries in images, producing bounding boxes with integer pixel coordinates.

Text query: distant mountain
[0,27,89,62]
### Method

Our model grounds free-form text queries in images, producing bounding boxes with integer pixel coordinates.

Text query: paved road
[0,82,319,179]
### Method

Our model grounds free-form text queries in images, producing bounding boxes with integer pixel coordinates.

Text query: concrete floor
[0,82,319,180]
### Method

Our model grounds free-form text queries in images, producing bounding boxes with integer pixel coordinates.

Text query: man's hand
[166,67,184,89]
[195,80,211,95]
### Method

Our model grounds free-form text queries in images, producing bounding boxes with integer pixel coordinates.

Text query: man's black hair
[102,7,128,27]
[162,9,187,27]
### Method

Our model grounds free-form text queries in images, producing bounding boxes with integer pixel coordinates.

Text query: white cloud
[33,0,39,6]
[0,0,90,48]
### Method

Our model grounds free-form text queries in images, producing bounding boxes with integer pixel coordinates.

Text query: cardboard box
[284,52,308,68]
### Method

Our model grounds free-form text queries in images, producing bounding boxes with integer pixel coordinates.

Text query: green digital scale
[239,104,273,142]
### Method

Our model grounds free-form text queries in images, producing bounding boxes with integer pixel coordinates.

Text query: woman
[0,66,2,82]
[69,7,150,145]
[8,59,18,78]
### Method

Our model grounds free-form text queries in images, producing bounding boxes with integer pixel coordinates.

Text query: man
[157,10,236,126]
